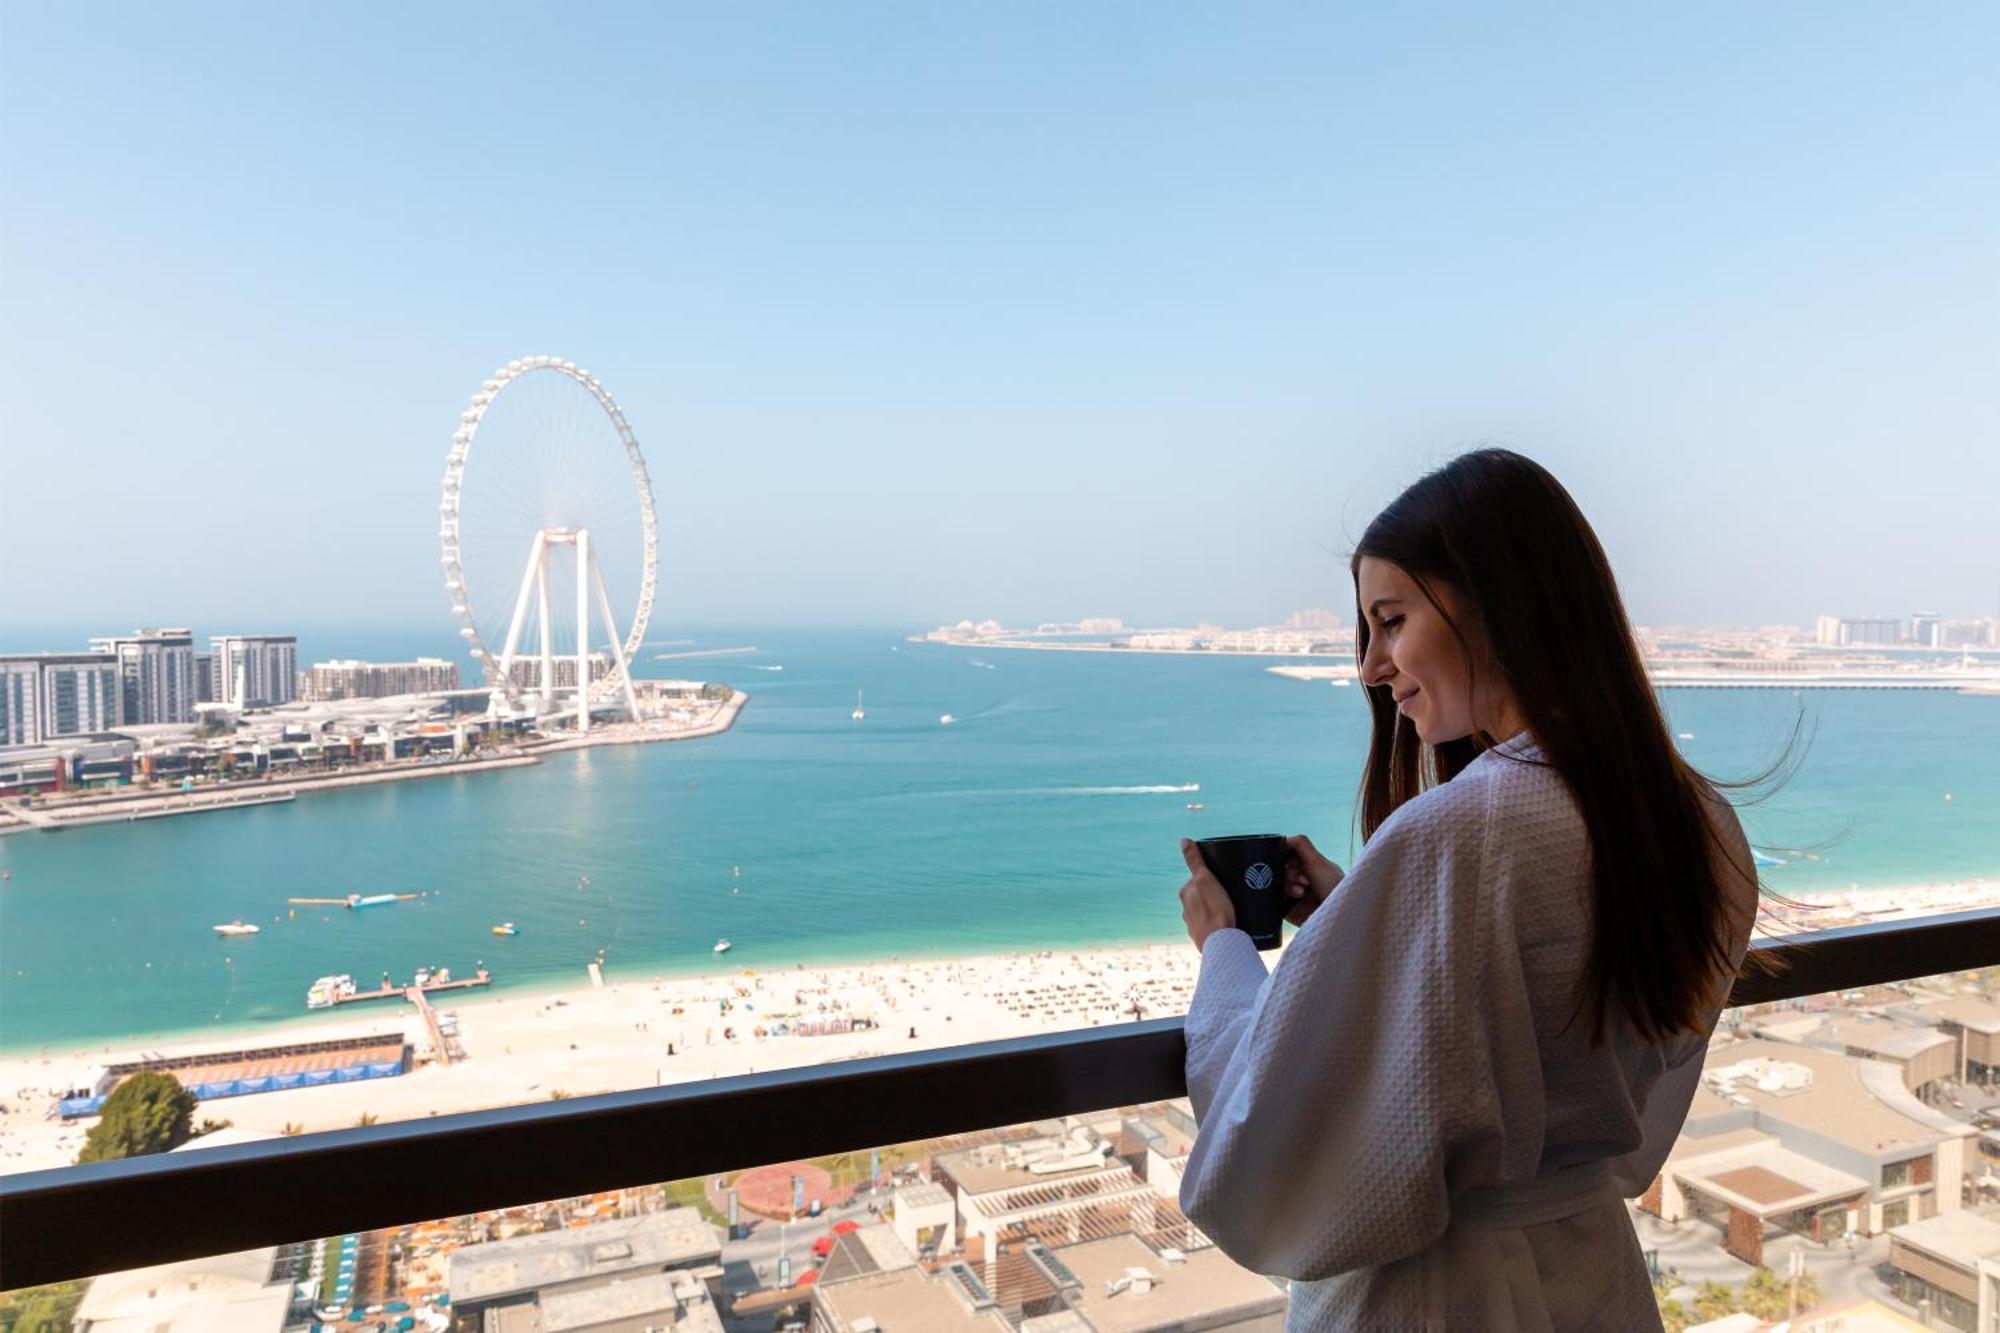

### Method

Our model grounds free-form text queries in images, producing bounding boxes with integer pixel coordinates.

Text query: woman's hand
[1178,838,1236,952]
[1283,834,1346,927]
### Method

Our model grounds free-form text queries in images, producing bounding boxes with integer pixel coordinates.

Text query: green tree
[1691,1280,1737,1322]
[1,1281,85,1333]
[76,1072,196,1163]
[1740,1266,1820,1321]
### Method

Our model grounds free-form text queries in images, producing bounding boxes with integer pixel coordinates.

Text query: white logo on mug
[1244,862,1274,892]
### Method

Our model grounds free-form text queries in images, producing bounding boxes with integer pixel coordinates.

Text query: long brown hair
[1352,449,1749,1042]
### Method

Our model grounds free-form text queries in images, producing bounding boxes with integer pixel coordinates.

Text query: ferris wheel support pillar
[536,559,554,713]
[590,548,643,722]
[576,527,592,734]
[495,530,551,709]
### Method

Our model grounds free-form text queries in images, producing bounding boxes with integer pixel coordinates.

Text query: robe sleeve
[1177,796,1500,1281]
[1608,1031,1710,1197]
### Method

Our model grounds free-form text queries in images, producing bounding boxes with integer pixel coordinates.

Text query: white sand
[0,942,1202,1172]
[6,873,1995,1174]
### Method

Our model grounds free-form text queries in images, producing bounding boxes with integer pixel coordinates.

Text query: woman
[1174,449,1758,1331]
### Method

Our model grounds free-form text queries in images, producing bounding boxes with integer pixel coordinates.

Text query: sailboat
[852,690,865,722]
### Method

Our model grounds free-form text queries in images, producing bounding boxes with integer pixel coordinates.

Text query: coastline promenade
[4,872,1996,1173]
[0,691,748,836]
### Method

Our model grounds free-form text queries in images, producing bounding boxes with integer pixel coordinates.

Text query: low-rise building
[1052,1233,1286,1332]
[493,1269,725,1333]
[1886,1210,2000,1332]
[1929,998,2000,1085]
[72,1245,312,1332]
[1641,1039,1976,1258]
[810,1258,1014,1332]
[448,1208,723,1329]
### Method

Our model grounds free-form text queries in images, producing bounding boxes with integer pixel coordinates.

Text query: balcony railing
[6,907,2000,1290]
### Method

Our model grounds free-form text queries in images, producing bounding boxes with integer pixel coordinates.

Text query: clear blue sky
[3,3,1995,634]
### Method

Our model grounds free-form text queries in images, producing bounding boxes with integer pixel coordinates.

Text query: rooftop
[449,1208,721,1305]
[1055,1236,1284,1333]
[537,1270,723,1333]
[935,1134,1118,1196]
[819,1224,916,1285]
[1888,1210,2000,1270]
[812,1262,1012,1331]
[1691,1038,1961,1157]
[1811,1016,1956,1063]
[1930,997,2000,1035]
[894,1181,953,1211]
[73,1247,293,1333]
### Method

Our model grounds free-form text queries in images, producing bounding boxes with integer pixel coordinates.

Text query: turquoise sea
[1,627,1996,1054]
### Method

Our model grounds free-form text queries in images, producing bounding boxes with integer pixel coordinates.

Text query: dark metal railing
[6,907,2000,1290]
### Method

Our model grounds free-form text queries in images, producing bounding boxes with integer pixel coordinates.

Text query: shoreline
[2,871,1993,1063]
[0,691,748,836]
[2,879,1995,1171]
[906,636,1350,659]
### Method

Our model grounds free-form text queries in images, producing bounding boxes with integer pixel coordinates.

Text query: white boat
[491,922,519,936]
[1185,802,1204,812]
[1677,732,1696,740]
[852,690,865,722]
[306,974,356,1009]
[713,939,732,954]
[213,920,260,937]
[939,713,956,725]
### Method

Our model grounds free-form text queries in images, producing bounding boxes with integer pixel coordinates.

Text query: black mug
[1194,834,1291,950]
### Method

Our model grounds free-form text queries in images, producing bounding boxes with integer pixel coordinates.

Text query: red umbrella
[798,1269,819,1285]
[831,1220,862,1235]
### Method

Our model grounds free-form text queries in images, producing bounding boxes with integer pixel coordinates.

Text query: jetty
[327,969,491,1008]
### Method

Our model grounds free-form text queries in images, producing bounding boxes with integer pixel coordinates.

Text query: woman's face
[1355,556,1518,744]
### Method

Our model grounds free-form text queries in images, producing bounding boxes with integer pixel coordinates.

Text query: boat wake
[875,782,1200,802]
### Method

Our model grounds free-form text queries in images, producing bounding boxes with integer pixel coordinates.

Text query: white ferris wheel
[439,356,659,731]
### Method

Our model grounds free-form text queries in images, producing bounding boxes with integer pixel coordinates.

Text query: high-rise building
[1814,615,1843,647]
[192,651,219,704]
[507,652,612,692]
[211,635,299,708]
[1909,613,1943,649]
[0,652,121,744]
[88,628,196,725]
[302,658,462,702]
[1839,619,1902,647]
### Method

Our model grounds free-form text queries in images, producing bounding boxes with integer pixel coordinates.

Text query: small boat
[491,922,519,936]
[346,893,402,909]
[852,690,865,722]
[1677,731,1696,741]
[939,713,956,725]
[213,920,260,936]
[1185,802,1204,812]
[732,865,741,878]
[713,939,733,954]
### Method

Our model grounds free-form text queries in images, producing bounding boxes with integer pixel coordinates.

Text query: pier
[327,970,492,1008]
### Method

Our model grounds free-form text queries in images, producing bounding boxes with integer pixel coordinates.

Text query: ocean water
[0,627,1995,1053]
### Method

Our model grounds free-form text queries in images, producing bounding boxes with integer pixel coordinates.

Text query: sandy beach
[4,873,1997,1174]
[0,940,1203,1173]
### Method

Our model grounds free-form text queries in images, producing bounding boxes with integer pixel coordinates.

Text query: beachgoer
[1174,450,1759,1331]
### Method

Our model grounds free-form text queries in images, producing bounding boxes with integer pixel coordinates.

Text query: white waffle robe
[1179,737,1754,1331]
